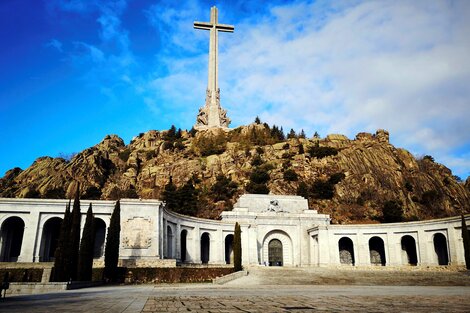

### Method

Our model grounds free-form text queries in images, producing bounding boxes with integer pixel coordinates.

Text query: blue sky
[1,0,469,179]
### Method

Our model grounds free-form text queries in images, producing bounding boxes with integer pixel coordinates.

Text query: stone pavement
[2,267,470,313]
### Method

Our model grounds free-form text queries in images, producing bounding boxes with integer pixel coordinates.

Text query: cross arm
[194,21,212,30]
[216,23,234,33]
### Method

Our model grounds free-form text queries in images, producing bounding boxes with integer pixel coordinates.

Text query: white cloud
[45,39,63,52]
[143,0,470,177]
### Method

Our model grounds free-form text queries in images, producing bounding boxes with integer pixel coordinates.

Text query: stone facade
[0,195,468,269]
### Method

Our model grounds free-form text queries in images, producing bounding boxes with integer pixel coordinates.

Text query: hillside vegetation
[1,123,469,224]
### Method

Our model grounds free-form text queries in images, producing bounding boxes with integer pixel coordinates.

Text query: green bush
[249,168,270,184]
[118,149,131,162]
[145,150,156,160]
[251,155,263,166]
[329,172,345,184]
[43,187,66,199]
[421,190,441,205]
[381,200,404,223]
[246,182,269,194]
[307,145,338,159]
[193,132,227,156]
[311,180,334,199]
[24,188,41,198]
[82,186,102,200]
[211,175,238,201]
[283,169,298,181]
[296,182,309,199]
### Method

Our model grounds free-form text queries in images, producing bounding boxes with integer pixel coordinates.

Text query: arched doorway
[268,239,283,266]
[433,233,449,265]
[40,217,62,262]
[262,230,293,266]
[167,225,174,258]
[180,230,187,263]
[93,218,106,258]
[338,237,355,265]
[369,236,386,266]
[401,235,418,265]
[200,232,210,264]
[225,234,234,264]
[0,217,25,262]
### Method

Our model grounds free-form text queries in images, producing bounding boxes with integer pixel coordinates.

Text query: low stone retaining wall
[5,281,102,295]
[213,270,248,284]
[0,268,45,282]
[93,267,235,284]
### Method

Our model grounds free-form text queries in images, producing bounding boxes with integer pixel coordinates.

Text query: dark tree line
[53,183,121,282]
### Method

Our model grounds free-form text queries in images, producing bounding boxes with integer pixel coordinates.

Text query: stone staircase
[226,266,470,286]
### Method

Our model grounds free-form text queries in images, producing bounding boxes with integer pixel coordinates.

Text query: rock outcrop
[1,125,469,224]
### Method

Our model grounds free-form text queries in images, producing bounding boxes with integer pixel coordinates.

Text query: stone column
[19,212,40,262]
[448,224,461,265]
[416,230,427,265]
[194,225,201,263]
[175,223,181,262]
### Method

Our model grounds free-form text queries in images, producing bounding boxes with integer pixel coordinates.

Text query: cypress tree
[77,204,96,281]
[461,214,470,270]
[52,200,71,281]
[104,200,121,282]
[233,222,242,271]
[67,183,82,281]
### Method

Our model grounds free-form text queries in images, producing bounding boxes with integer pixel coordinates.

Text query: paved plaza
[2,268,470,312]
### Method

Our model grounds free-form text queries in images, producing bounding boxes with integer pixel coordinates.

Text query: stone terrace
[2,267,470,313]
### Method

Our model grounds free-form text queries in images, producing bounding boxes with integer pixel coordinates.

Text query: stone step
[226,266,470,286]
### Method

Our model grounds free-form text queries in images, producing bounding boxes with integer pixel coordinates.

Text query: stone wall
[92,267,234,283]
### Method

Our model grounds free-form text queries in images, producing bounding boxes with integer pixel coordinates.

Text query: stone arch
[200,232,210,264]
[93,218,106,258]
[369,236,386,266]
[167,225,174,259]
[225,234,234,264]
[433,233,449,265]
[401,235,418,265]
[180,229,188,263]
[40,217,62,262]
[0,216,25,262]
[338,237,355,265]
[262,230,293,266]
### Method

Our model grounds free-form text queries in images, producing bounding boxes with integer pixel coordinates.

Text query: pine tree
[77,204,96,281]
[299,129,306,139]
[287,128,296,139]
[104,200,121,282]
[162,176,178,210]
[254,116,261,124]
[461,214,470,270]
[189,127,197,137]
[68,183,82,281]
[52,200,71,281]
[279,127,285,140]
[176,180,198,215]
[233,222,242,271]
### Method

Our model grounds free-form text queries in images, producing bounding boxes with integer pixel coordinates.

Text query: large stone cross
[194,6,234,130]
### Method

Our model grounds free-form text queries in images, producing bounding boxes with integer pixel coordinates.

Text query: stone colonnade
[310,216,468,267]
[0,197,469,268]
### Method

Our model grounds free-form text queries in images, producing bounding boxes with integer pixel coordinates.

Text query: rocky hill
[1,124,469,224]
